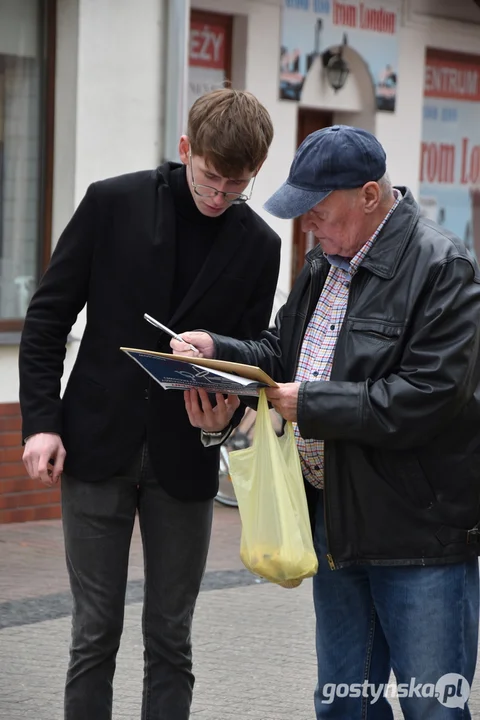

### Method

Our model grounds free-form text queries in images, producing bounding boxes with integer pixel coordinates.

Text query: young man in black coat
[19,89,280,720]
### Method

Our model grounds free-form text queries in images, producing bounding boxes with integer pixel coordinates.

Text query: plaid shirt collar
[325,190,402,277]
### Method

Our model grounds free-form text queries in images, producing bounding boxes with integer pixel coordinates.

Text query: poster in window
[188,14,231,110]
[419,50,480,261]
[279,0,400,111]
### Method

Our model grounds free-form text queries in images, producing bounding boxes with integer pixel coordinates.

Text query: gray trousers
[61,443,214,720]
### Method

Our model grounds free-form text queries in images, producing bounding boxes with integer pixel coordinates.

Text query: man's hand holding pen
[170,332,215,358]
[143,314,214,358]
[170,329,300,423]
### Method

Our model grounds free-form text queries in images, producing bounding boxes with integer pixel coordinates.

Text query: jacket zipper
[293,257,337,571]
[326,553,336,570]
[324,498,336,569]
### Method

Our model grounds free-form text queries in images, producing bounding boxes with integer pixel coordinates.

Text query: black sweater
[169,165,227,310]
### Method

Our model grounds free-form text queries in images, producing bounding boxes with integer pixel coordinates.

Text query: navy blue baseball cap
[264,125,387,219]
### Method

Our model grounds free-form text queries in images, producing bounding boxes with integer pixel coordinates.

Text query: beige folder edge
[120,348,278,388]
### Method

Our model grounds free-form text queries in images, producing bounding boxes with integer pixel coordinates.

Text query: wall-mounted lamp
[322,33,350,92]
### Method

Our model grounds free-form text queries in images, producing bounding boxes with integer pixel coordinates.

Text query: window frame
[0,0,56,333]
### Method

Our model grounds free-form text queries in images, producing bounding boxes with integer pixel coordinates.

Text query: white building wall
[73,0,164,195]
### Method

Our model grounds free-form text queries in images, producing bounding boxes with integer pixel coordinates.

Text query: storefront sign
[188,15,230,109]
[280,0,400,111]
[419,50,480,261]
[190,21,226,70]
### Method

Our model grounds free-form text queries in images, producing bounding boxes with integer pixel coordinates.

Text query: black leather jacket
[211,188,480,568]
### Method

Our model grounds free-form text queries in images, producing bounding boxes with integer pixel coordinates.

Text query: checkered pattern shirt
[293,194,401,489]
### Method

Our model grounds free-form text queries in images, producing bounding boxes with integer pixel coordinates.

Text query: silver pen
[144,314,199,353]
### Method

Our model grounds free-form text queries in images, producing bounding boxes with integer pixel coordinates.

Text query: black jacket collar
[153,162,250,328]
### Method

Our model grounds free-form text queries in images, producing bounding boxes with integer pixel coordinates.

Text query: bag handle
[252,389,279,448]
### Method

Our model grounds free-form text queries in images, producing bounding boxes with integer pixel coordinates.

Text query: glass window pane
[0,0,43,320]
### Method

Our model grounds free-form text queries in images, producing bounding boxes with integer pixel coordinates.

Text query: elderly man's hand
[184,389,240,432]
[170,332,215,358]
[265,383,300,422]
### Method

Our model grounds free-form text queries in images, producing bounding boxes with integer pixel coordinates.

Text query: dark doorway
[291,108,334,285]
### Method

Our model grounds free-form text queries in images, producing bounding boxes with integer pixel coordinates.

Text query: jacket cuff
[21,421,63,446]
[200,425,233,447]
[297,380,364,441]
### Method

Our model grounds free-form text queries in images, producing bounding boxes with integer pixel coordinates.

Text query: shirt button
[314,465,320,471]
[344,281,350,288]
[313,371,319,377]
[144,389,149,400]
[330,324,335,330]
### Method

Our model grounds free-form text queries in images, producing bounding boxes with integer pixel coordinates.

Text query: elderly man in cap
[172,125,480,719]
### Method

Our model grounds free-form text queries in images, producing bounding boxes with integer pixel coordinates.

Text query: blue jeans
[313,491,479,719]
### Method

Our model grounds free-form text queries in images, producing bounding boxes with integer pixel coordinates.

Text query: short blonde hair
[187,89,273,177]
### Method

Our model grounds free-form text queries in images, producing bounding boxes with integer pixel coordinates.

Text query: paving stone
[1,506,479,718]
[0,582,418,719]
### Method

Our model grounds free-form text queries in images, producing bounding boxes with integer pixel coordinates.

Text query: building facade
[1,0,480,521]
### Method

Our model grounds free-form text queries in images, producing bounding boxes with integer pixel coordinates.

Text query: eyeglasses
[189,154,256,205]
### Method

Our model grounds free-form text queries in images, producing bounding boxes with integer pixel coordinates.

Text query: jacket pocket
[402,453,437,510]
[343,320,405,382]
[350,320,403,343]
[371,448,437,511]
[63,374,108,410]
[62,374,110,449]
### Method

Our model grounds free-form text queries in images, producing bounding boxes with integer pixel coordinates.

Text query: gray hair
[377,172,393,201]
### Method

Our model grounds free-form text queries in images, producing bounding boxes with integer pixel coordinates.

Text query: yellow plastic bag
[228,389,318,587]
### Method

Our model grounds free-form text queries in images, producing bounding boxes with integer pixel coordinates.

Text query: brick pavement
[0,503,244,604]
[0,505,480,719]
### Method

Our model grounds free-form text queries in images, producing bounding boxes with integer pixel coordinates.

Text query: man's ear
[362,182,381,213]
[178,135,190,165]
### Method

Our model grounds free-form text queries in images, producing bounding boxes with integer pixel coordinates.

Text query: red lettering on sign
[460,138,480,185]
[359,4,396,34]
[189,22,226,70]
[420,142,455,184]
[424,58,480,102]
[332,1,357,28]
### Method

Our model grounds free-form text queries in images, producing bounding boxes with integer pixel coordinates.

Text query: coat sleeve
[19,184,101,440]
[297,257,480,448]
[210,260,314,382]
[208,305,287,406]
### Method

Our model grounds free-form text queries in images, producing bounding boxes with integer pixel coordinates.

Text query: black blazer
[19,163,281,501]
